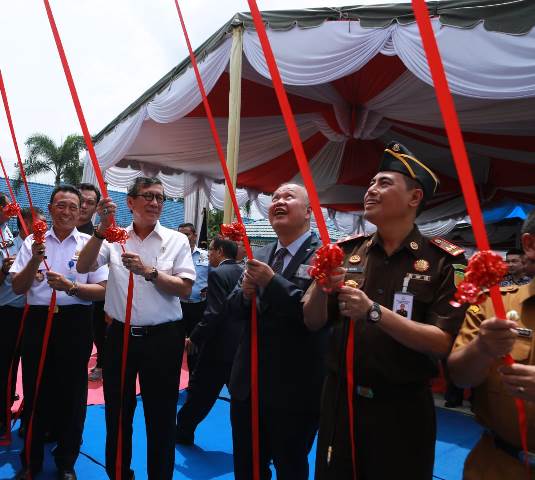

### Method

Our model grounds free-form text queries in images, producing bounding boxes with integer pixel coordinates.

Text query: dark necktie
[270,247,288,274]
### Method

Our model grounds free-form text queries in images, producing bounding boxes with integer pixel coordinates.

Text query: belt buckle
[356,386,374,399]
[519,450,535,467]
[130,326,145,337]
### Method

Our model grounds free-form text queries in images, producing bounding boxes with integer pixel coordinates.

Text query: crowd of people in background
[0,141,534,480]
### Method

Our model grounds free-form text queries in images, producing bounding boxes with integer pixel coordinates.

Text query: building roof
[0,178,184,233]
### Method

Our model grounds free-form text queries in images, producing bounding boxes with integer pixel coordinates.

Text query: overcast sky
[0,0,408,184]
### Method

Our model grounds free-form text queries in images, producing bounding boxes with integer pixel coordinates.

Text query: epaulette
[336,233,369,245]
[430,237,465,256]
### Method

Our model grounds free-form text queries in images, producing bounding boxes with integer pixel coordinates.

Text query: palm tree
[15,133,86,188]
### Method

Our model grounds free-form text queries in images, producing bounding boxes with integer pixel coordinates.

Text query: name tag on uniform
[295,264,311,280]
[393,292,414,320]
[347,266,364,274]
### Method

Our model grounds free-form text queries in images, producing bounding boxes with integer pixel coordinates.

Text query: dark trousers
[0,305,24,432]
[231,398,318,480]
[20,305,93,471]
[180,301,206,375]
[92,301,107,369]
[104,320,185,480]
[176,345,231,436]
[315,377,436,480]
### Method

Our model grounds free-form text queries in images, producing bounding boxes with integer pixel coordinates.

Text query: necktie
[270,247,288,274]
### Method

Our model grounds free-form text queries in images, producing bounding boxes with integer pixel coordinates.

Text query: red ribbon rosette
[220,222,246,242]
[104,225,129,244]
[308,243,345,293]
[32,219,48,244]
[2,202,21,218]
[453,250,508,306]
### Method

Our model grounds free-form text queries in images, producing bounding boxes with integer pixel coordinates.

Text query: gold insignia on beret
[54,305,59,314]
[392,144,400,152]
[345,280,359,289]
[410,241,419,250]
[468,305,480,314]
[349,255,361,264]
[414,259,429,272]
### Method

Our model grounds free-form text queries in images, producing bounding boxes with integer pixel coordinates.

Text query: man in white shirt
[0,204,45,440]
[10,185,108,480]
[76,177,195,480]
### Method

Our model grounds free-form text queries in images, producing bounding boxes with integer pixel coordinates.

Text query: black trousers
[176,345,231,436]
[20,305,93,471]
[180,301,206,375]
[315,376,436,480]
[0,305,24,433]
[231,398,318,480]
[104,320,185,480]
[92,301,107,369]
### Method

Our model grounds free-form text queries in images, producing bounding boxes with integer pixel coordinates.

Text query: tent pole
[223,26,243,224]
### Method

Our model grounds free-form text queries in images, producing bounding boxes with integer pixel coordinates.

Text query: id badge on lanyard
[393,275,414,319]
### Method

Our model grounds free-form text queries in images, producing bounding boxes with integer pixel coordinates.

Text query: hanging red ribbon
[0,155,28,237]
[411,0,529,470]
[171,3,263,478]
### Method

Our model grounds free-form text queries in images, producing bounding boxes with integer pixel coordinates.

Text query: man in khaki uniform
[448,210,535,479]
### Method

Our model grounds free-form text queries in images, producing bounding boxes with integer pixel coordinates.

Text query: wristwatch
[93,226,106,240]
[144,267,158,282]
[66,281,79,297]
[367,302,382,323]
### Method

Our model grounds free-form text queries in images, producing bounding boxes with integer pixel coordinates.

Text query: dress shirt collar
[126,220,163,241]
[46,226,80,243]
[276,230,312,257]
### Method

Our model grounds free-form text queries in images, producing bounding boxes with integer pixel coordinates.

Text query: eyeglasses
[133,193,166,204]
[53,203,79,212]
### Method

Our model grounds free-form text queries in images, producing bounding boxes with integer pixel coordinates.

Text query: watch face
[370,310,380,321]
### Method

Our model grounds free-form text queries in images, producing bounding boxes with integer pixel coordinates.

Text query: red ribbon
[453,251,508,306]
[308,244,345,293]
[2,202,21,219]
[411,0,529,470]
[171,3,261,477]
[220,222,247,242]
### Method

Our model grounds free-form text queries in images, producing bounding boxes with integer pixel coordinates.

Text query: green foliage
[207,208,223,241]
[14,133,86,190]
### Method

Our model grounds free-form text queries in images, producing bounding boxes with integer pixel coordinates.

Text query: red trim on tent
[237,132,328,191]
[390,119,535,153]
[186,72,336,118]
[332,54,406,105]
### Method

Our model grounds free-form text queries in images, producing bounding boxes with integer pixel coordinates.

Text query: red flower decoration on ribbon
[220,222,246,242]
[2,202,21,218]
[32,219,48,244]
[104,226,129,244]
[308,243,345,293]
[453,250,508,306]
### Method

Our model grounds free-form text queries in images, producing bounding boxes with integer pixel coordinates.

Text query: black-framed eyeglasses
[133,193,166,204]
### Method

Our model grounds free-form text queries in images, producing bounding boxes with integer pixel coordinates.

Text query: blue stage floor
[0,391,482,479]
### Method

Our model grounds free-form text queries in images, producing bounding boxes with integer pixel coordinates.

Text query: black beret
[378,141,439,200]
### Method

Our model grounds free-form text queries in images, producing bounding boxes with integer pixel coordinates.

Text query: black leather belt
[112,319,180,337]
[491,433,535,466]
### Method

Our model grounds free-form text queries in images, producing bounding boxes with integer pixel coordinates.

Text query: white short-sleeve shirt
[95,221,196,326]
[10,227,109,306]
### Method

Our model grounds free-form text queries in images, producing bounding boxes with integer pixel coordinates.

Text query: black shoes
[175,429,194,445]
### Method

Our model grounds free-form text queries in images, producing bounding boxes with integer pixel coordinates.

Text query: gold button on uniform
[349,255,361,264]
[345,280,359,289]
[410,241,419,250]
[414,259,430,272]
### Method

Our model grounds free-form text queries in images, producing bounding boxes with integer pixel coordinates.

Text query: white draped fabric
[82,14,535,234]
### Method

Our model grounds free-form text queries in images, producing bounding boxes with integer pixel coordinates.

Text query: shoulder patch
[468,305,481,314]
[336,233,369,245]
[430,237,465,257]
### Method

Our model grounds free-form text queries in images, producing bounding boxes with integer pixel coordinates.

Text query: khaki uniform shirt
[327,226,467,387]
[453,280,535,450]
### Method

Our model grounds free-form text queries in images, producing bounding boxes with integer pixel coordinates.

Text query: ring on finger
[102,207,109,215]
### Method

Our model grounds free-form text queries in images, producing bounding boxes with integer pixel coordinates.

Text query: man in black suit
[228,183,326,480]
[175,235,243,445]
